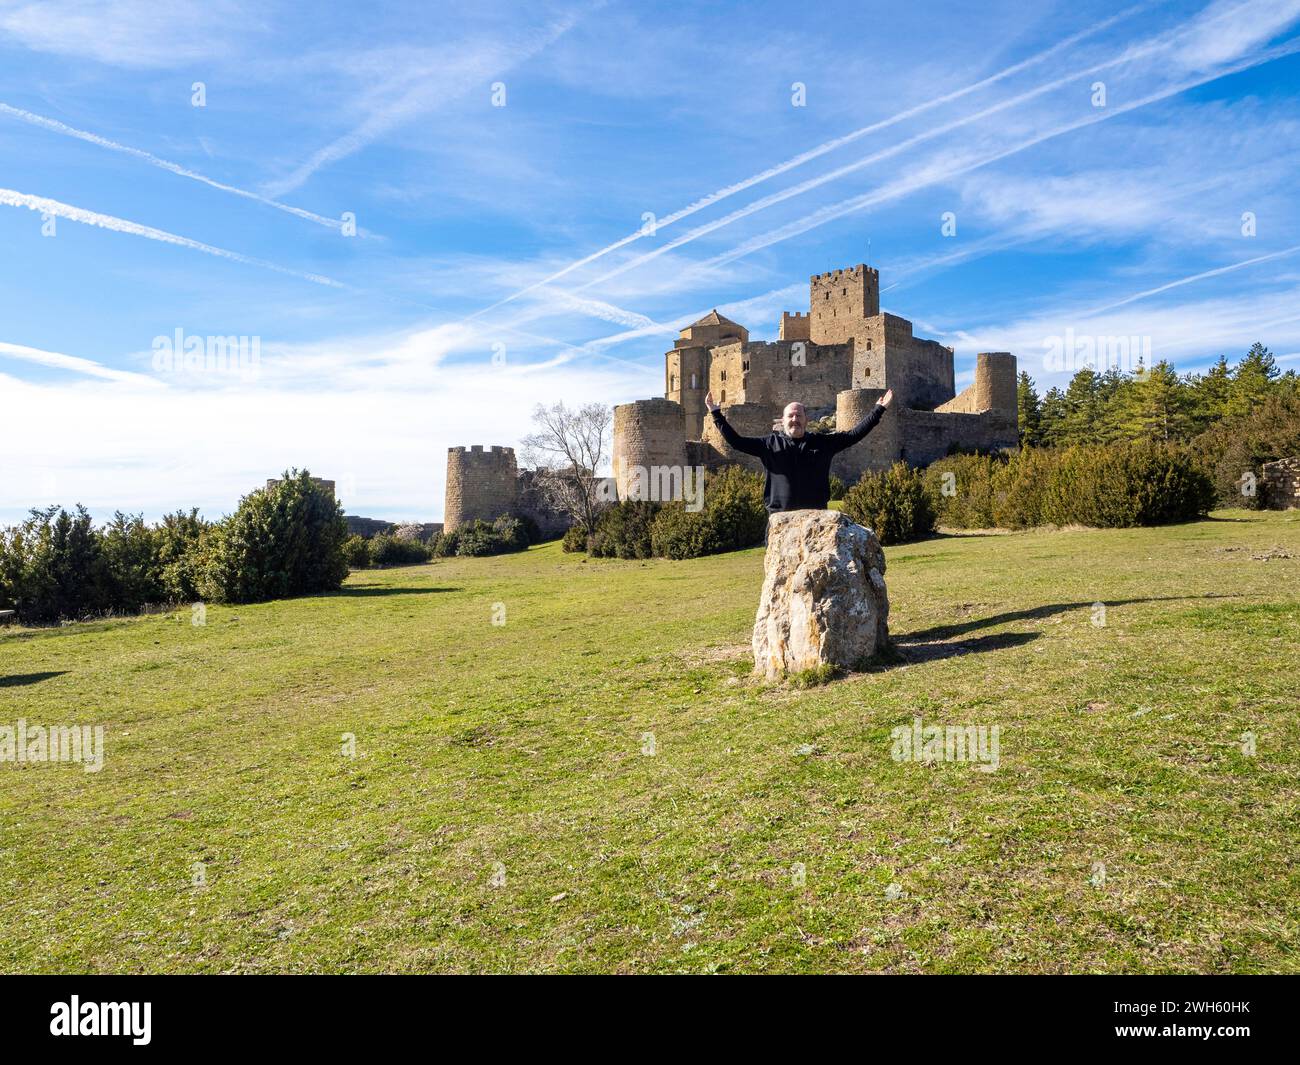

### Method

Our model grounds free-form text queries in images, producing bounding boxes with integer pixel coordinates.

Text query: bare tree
[520,401,613,546]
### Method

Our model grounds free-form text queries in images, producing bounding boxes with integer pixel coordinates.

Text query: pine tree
[1040,387,1068,446]
[1061,368,1103,444]
[1190,355,1231,431]
[1125,359,1192,441]
[1016,371,1043,447]
[1227,342,1280,418]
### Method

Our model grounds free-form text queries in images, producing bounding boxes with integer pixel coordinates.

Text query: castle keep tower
[810,265,880,345]
[444,445,517,533]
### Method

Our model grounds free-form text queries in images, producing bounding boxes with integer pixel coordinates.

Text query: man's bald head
[782,402,807,439]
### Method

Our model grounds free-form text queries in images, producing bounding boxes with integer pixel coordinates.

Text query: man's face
[783,402,807,439]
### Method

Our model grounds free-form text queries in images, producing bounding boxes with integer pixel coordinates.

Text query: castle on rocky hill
[443,261,1018,531]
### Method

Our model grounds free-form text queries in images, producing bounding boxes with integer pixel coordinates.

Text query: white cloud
[0,0,265,67]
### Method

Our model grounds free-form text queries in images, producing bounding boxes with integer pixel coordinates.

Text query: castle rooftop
[689,309,742,329]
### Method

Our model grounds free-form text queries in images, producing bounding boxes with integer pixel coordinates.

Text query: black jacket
[709,403,885,513]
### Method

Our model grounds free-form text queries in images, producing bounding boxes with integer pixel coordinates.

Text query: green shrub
[648,465,767,560]
[703,464,768,550]
[924,454,997,529]
[491,514,533,551]
[842,462,936,545]
[925,441,1215,530]
[829,475,846,502]
[561,525,587,552]
[454,519,507,557]
[367,533,430,566]
[591,501,660,559]
[99,512,162,612]
[155,509,209,600]
[197,470,349,604]
[430,530,460,557]
[649,503,713,560]
[343,534,371,568]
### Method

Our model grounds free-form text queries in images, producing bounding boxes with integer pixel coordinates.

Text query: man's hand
[879,388,894,409]
[705,389,721,413]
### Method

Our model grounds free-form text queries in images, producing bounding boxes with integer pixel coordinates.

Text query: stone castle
[612,262,1018,496]
[444,261,1018,530]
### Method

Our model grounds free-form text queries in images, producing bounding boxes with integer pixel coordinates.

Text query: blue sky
[2,0,1299,523]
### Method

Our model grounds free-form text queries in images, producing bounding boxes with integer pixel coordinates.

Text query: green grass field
[2,509,1298,973]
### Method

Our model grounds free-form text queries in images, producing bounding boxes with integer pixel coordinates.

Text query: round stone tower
[831,388,902,484]
[444,445,518,533]
[613,398,687,501]
[972,352,1017,417]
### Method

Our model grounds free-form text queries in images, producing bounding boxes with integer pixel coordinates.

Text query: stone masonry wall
[445,445,518,533]
[830,388,903,483]
[937,352,1017,416]
[613,398,687,500]
[1262,457,1300,509]
[709,340,852,412]
[809,265,880,343]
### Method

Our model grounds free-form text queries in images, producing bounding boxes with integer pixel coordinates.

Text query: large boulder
[752,510,889,679]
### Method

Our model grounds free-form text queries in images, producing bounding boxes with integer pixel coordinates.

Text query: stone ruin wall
[1261,457,1300,509]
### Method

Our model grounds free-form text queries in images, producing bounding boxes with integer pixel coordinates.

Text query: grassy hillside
[2,509,1298,973]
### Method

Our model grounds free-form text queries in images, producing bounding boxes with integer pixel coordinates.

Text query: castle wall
[613,398,687,500]
[899,409,1018,465]
[779,312,810,341]
[445,446,518,532]
[514,469,571,537]
[878,314,955,410]
[708,340,853,412]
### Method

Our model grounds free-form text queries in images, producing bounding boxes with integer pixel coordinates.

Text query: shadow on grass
[894,631,1040,664]
[899,594,1240,643]
[0,671,69,687]
[325,586,462,598]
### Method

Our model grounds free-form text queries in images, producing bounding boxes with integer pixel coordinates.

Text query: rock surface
[752,510,889,679]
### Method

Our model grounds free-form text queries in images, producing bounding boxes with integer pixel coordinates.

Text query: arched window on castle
[670,374,677,391]
[690,373,697,389]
